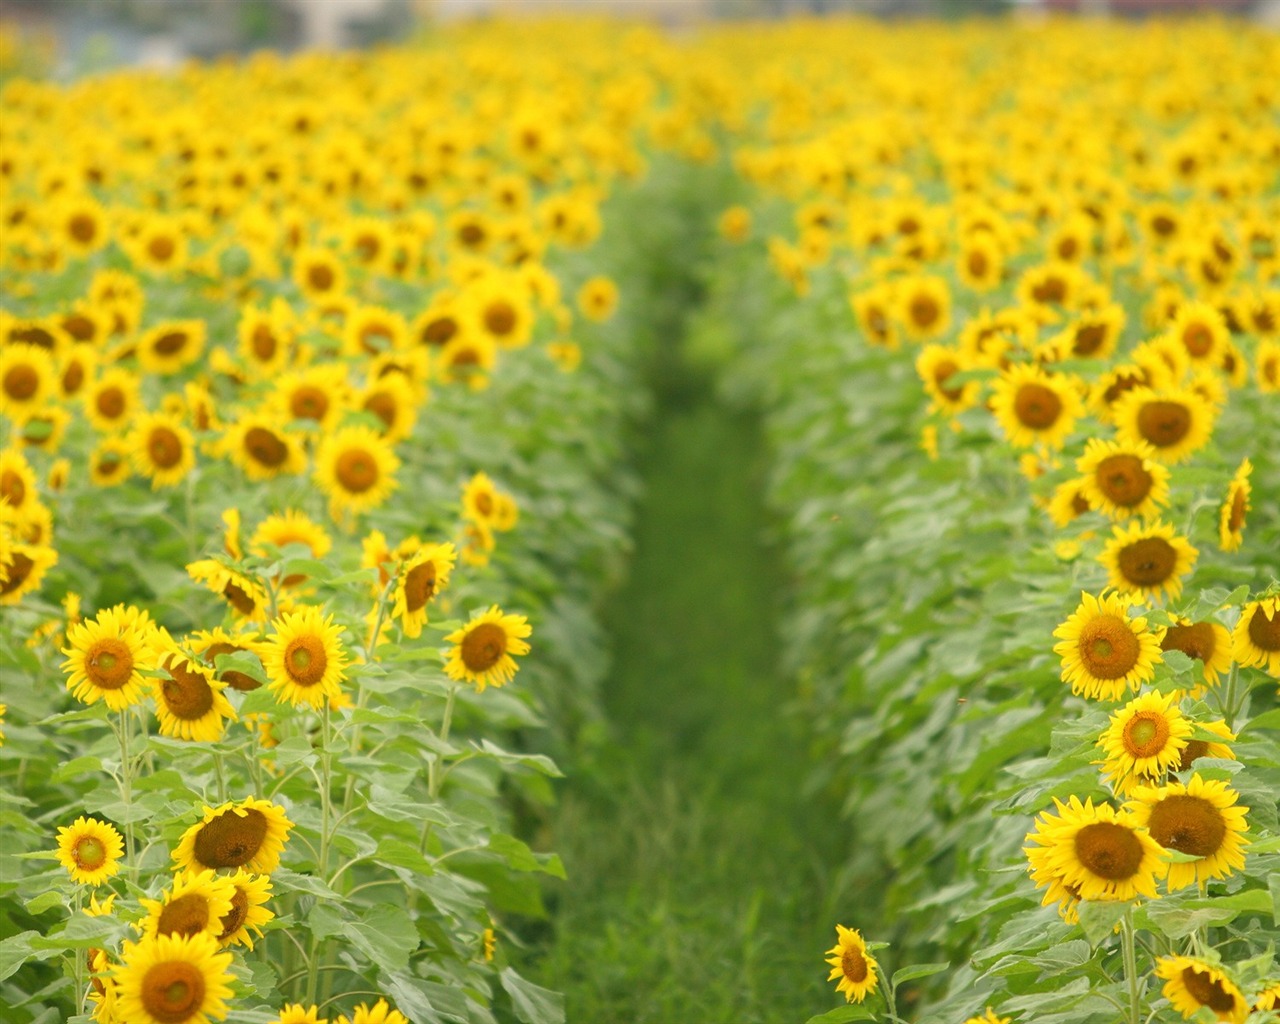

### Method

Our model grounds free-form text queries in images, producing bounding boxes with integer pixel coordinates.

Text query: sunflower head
[113,931,235,1024]
[173,797,293,875]
[1052,591,1163,702]
[1154,956,1248,1024]
[1232,596,1280,676]
[335,998,409,1024]
[990,363,1084,450]
[56,816,125,886]
[443,605,532,691]
[62,604,156,710]
[139,870,236,941]
[1218,458,1252,552]
[1100,520,1198,605]
[1096,689,1193,795]
[1128,774,1250,891]
[262,605,349,709]
[392,542,457,640]
[824,925,879,1004]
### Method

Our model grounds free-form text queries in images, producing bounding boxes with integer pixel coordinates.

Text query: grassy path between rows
[523,318,850,1020]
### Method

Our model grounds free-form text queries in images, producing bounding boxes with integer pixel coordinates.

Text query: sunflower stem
[1219,662,1240,731]
[72,888,85,1015]
[211,749,227,803]
[340,577,397,825]
[420,682,459,856]
[305,700,335,1007]
[1121,908,1142,1024]
[117,709,135,868]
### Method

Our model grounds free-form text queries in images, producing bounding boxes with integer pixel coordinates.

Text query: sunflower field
[1,11,1278,1024]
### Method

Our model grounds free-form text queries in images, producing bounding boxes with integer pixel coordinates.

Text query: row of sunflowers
[696,15,1279,1024]
[0,20,732,1024]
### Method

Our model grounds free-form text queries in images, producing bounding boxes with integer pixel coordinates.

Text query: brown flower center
[1178,740,1211,773]
[1248,606,1280,651]
[1077,615,1140,680]
[63,360,85,394]
[251,325,278,361]
[363,391,397,430]
[307,263,335,292]
[1116,537,1177,588]
[461,622,507,673]
[1074,821,1144,880]
[86,638,134,690]
[1147,796,1227,858]
[69,214,97,244]
[152,331,188,356]
[1014,383,1063,430]
[64,314,95,341]
[1136,400,1191,449]
[1122,710,1172,758]
[403,561,438,613]
[74,835,107,871]
[1161,622,1216,664]
[1227,488,1247,532]
[218,885,249,941]
[1,468,25,507]
[1180,966,1237,1013]
[161,661,215,721]
[909,295,940,329]
[96,387,126,420]
[289,387,329,422]
[458,223,485,247]
[202,641,261,692]
[841,945,869,984]
[222,581,259,616]
[1032,275,1067,304]
[1073,322,1107,356]
[335,449,378,493]
[193,808,267,869]
[932,359,963,401]
[1182,323,1214,358]
[966,250,988,278]
[0,552,35,595]
[155,893,212,937]
[285,634,327,686]
[422,316,457,346]
[149,236,176,262]
[148,427,185,470]
[244,427,288,469]
[1096,454,1152,508]
[1103,370,1146,406]
[3,364,38,401]
[484,301,517,337]
[141,961,206,1023]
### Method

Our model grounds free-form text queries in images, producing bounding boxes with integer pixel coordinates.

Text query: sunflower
[1232,596,1280,676]
[963,1012,1011,1024]
[1076,437,1170,521]
[412,294,467,349]
[444,606,532,692]
[59,341,98,399]
[140,870,236,940]
[1114,386,1216,464]
[957,232,1003,292]
[1258,339,1280,393]
[850,285,899,350]
[1154,956,1248,1023]
[219,415,307,482]
[215,869,272,949]
[1160,617,1232,691]
[990,364,1083,450]
[334,999,409,1024]
[187,559,270,621]
[137,320,207,376]
[491,492,519,532]
[718,205,751,243]
[261,605,349,709]
[58,194,109,257]
[392,542,457,639]
[314,426,400,520]
[1024,795,1162,904]
[152,633,237,742]
[113,931,235,1024]
[896,275,951,341]
[187,627,266,693]
[90,436,134,487]
[272,364,351,432]
[293,246,347,302]
[1090,362,1157,424]
[1170,301,1229,367]
[915,345,980,415]
[358,375,418,442]
[1052,591,1163,701]
[274,1007,328,1024]
[823,926,879,1004]
[1096,690,1193,796]
[469,277,534,350]
[130,412,197,489]
[1218,458,1251,552]
[343,306,409,359]
[237,304,294,375]
[0,447,37,516]
[85,368,141,434]
[0,343,55,421]
[251,510,332,586]
[1064,302,1125,360]
[173,798,293,875]
[132,215,189,275]
[62,604,155,710]
[1129,774,1249,891]
[1100,520,1198,604]
[1255,981,1280,1012]
[461,471,503,525]
[87,947,118,1021]
[56,816,125,886]
[577,276,619,323]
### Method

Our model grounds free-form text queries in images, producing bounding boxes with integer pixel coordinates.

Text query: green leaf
[891,962,949,987]
[499,967,566,1024]
[0,931,46,982]
[1077,900,1129,945]
[476,740,563,777]
[51,756,103,782]
[24,891,64,915]
[488,834,567,879]
[342,905,417,974]
[803,1006,876,1024]
[375,838,436,874]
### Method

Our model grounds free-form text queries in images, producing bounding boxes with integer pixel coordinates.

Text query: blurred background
[0,0,1276,79]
